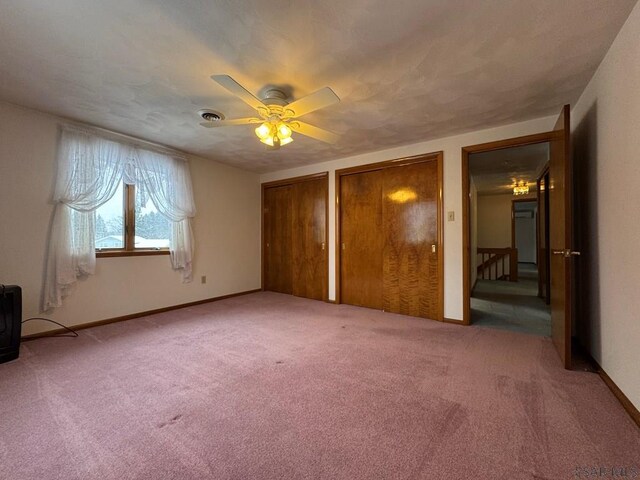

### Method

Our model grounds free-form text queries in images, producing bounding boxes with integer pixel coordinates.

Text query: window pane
[95,182,125,249]
[134,183,171,249]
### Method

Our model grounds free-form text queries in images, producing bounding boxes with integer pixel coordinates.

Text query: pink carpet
[1,292,638,479]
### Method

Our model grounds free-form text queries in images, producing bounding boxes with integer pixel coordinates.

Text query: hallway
[471,264,551,336]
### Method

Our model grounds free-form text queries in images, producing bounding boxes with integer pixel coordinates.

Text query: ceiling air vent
[198,109,225,122]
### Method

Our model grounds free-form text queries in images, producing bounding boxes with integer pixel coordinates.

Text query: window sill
[96,250,170,258]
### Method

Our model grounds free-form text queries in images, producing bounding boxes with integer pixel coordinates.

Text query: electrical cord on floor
[1,283,78,338]
[22,318,79,338]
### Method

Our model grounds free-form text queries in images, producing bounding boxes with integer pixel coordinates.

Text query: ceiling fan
[200,75,340,150]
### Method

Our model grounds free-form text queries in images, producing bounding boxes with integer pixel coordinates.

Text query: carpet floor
[1,292,638,480]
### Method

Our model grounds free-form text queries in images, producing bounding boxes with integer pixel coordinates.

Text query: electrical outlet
[201,275,207,284]
[447,211,455,222]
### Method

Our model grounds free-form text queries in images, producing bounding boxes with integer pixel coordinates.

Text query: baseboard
[587,355,640,429]
[22,288,262,341]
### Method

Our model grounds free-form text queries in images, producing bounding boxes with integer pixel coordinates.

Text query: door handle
[552,249,581,258]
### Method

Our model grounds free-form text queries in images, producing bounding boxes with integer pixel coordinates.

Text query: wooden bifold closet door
[340,170,384,309]
[264,185,293,295]
[291,179,327,300]
[263,176,327,301]
[339,156,442,320]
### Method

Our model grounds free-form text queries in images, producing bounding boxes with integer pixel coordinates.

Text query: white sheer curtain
[43,126,196,310]
[134,149,196,276]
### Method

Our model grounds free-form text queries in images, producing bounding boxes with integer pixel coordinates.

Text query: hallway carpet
[1,292,638,479]
[472,264,551,336]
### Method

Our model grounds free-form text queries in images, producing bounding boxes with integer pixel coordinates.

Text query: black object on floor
[0,285,21,364]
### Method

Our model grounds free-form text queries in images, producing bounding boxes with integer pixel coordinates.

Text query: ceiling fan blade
[283,87,340,118]
[200,118,262,128]
[290,121,339,144]
[211,75,266,111]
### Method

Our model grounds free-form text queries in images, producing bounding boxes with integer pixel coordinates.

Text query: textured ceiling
[0,0,636,173]
[469,143,549,195]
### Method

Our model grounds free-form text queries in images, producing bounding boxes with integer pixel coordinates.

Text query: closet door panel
[264,185,293,294]
[292,179,327,301]
[382,161,439,319]
[340,170,384,309]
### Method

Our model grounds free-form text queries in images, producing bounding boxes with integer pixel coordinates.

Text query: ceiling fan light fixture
[513,181,530,196]
[260,134,293,148]
[208,75,340,148]
[260,136,275,147]
[255,123,272,140]
[278,123,292,140]
[256,121,294,149]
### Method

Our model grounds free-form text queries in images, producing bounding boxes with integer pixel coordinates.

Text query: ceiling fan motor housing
[261,88,289,107]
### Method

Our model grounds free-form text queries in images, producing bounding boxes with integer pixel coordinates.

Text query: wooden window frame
[96,183,170,258]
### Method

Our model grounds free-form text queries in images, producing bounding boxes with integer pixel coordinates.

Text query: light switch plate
[447,211,455,221]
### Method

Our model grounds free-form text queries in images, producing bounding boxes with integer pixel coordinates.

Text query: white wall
[476,193,537,250]
[571,1,640,410]
[261,115,555,321]
[477,194,515,249]
[0,101,262,336]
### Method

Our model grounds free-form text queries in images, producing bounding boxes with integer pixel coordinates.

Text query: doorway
[468,144,550,336]
[462,105,576,368]
[512,199,538,265]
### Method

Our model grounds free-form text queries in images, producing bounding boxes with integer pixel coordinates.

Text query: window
[95,182,125,250]
[134,181,171,249]
[44,125,196,310]
[95,182,171,256]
